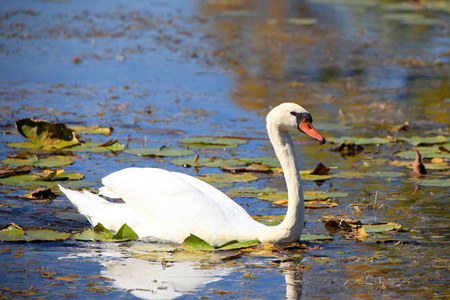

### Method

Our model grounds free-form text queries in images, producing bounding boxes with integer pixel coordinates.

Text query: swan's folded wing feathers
[100,167,260,244]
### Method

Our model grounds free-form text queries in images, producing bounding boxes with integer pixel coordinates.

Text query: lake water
[0,0,448,299]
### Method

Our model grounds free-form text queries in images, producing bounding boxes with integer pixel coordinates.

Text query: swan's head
[267,103,326,144]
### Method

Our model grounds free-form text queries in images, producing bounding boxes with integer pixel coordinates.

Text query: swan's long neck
[262,122,304,242]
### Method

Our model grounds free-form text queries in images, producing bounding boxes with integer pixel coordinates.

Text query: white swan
[59,103,325,247]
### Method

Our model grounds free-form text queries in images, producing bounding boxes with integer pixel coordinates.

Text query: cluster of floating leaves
[1,117,449,253]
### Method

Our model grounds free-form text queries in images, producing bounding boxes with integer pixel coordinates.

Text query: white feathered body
[60,167,266,246]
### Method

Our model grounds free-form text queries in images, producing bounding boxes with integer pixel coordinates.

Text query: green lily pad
[382,2,425,11]
[382,13,444,25]
[69,125,112,136]
[286,18,317,25]
[178,137,247,149]
[67,140,125,153]
[238,157,281,168]
[300,234,334,241]
[398,136,448,146]
[6,142,43,150]
[1,153,38,166]
[15,118,80,150]
[198,173,258,184]
[53,209,88,222]
[327,136,390,145]
[112,223,139,240]
[171,157,243,168]
[416,179,450,187]
[226,187,280,198]
[364,171,405,178]
[181,234,259,251]
[360,222,402,233]
[181,234,215,250]
[73,223,138,242]
[2,154,74,168]
[217,239,259,250]
[124,146,194,157]
[24,228,70,242]
[300,170,332,181]
[0,223,69,242]
[395,145,450,159]
[0,172,94,188]
[73,223,113,241]
[0,223,26,242]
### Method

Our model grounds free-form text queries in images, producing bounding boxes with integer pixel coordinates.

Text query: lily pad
[67,140,125,153]
[198,173,258,184]
[15,118,80,150]
[382,13,444,26]
[416,179,450,187]
[226,187,280,198]
[73,223,138,241]
[363,171,405,178]
[327,136,390,145]
[0,223,70,242]
[69,125,112,136]
[398,136,448,146]
[171,157,243,168]
[178,137,247,149]
[2,153,74,168]
[300,234,334,241]
[0,172,95,188]
[124,146,194,157]
[53,209,88,222]
[181,234,258,251]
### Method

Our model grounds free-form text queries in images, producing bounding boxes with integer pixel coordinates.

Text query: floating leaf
[324,218,401,233]
[252,215,285,226]
[364,171,404,178]
[198,173,258,184]
[112,223,139,240]
[416,179,450,187]
[300,234,334,241]
[16,118,80,149]
[68,140,125,153]
[0,172,94,188]
[178,137,247,149]
[73,223,113,241]
[182,234,215,250]
[124,146,194,157]
[217,239,259,250]
[24,228,70,242]
[398,136,448,146]
[69,125,112,136]
[328,137,390,145]
[0,223,69,242]
[2,153,74,167]
[382,13,444,26]
[286,18,317,25]
[171,157,242,168]
[226,187,280,198]
[0,223,25,242]
[53,209,88,222]
[238,157,281,168]
[182,234,258,251]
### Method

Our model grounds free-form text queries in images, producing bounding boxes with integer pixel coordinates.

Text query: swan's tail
[58,185,110,226]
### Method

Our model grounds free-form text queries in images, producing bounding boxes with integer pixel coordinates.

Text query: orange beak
[299,118,326,144]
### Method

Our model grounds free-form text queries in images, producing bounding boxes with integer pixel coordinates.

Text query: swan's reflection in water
[61,243,303,299]
[101,258,231,299]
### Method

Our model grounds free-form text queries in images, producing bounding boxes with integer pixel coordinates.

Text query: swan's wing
[100,167,261,245]
[59,185,141,232]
